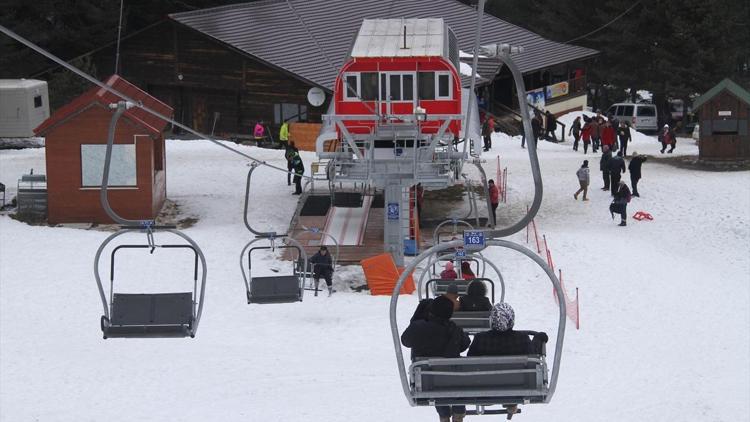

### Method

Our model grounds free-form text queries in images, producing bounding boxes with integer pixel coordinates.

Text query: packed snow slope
[1,130,748,421]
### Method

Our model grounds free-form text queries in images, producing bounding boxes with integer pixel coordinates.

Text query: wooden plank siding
[698,90,750,160]
[93,21,330,138]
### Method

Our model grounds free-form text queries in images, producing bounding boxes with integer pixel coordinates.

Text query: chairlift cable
[0,23,314,181]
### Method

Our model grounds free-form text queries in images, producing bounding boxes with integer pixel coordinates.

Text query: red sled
[632,211,653,221]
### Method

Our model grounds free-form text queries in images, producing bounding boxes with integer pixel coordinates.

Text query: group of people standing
[574,146,648,227]
[568,111,633,156]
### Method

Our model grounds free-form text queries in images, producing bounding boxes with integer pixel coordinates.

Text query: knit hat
[632,151,638,156]
[444,261,454,271]
[490,302,515,332]
[429,296,454,320]
[582,160,589,167]
[446,283,459,295]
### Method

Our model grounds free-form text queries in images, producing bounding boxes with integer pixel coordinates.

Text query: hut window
[33,95,43,108]
[80,144,137,187]
[418,72,435,100]
[436,73,451,99]
[385,73,415,102]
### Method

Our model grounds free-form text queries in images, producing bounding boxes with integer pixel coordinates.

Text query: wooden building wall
[44,105,165,224]
[698,91,749,160]
[94,21,330,138]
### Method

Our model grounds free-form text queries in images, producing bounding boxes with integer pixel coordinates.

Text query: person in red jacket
[461,262,476,280]
[440,261,458,280]
[581,116,592,154]
[488,179,499,226]
[600,120,616,151]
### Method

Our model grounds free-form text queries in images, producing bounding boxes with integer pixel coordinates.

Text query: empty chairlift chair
[241,236,307,304]
[240,163,308,304]
[96,230,207,339]
[94,101,208,339]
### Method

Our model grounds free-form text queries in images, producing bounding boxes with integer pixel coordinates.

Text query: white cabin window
[343,73,360,100]
[436,72,452,100]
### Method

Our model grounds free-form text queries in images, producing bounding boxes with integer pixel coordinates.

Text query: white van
[607,102,658,133]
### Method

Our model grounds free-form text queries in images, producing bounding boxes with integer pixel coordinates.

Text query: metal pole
[460,0,486,171]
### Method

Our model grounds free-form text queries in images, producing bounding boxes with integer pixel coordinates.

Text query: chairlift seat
[249,275,302,304]
[104,292,193,338]
[451,311,491,334]
[410,356,549,406]
[431,279,470,296]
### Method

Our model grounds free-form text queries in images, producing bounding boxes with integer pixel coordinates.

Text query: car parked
[607,102,659,133]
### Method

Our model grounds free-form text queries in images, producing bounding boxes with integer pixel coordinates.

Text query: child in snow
[658,124,677,153]
[609,181,632,226]
[574,160,590,201]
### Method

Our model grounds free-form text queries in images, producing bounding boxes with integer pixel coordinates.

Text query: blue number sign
[455,248,466,258]
[387,202,400,220]
[463,230,485,250]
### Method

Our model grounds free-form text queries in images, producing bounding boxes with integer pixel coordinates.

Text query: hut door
[382,72,416,118]
[192,96,208,133]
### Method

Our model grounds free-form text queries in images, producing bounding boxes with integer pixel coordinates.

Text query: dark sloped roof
[693,78,750,110]
[35,75,173,137]
[170,0,598,91]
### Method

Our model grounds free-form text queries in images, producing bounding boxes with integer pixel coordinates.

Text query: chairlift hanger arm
[0,24,313,181]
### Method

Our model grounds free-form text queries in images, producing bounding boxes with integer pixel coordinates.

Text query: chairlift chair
[241,236,307,304]
[96,229,207,339]
[391,239,566,416]
[94,102,208,339]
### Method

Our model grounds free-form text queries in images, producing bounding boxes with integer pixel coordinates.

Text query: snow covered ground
[1,130,748,421]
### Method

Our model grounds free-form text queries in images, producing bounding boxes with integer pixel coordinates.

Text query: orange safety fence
[361,253,415,296]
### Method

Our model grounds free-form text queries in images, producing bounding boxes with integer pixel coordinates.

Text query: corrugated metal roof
[351,18,446,58]
[170,0,598,91]
[35,75,173,137]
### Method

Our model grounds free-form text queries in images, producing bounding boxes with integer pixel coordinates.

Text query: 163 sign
[463,230,485,250]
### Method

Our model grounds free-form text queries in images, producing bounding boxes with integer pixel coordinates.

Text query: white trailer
[0,79,50,137]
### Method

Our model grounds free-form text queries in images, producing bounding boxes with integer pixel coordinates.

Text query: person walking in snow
[253,120,266,142]
[481,116,494,151]
[658,124,677,153]
[608,151,626,196]
[291,151,305,195]
[279,120,290,148]
[581,115,592,154]
[401,296,470,422]
[522,113,542,149]
[574,160,590,201]
[617,121,632,156]
[309,246,335,296]
[600,145,612,191]
[467,302,548,418]
[628,151,647,197]
[609,181,632,227]
[284,141,299,186]
[569,116,582,151]
[488,179,500,226]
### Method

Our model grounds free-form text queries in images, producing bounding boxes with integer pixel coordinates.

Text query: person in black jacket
[628,152,647,197]
[309,246,334,296]
[607,151,626,196]
[609,181,632,227]
[522,113,542,149]
[467,302,548,418]
[600,145,612,191]
[545,110,558,142]
[402,296,470,422]
[284,141,299,186]
[569,116,582,151]
[617,122,632,156]
[459,280,492,311]
[291,151,305,195]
